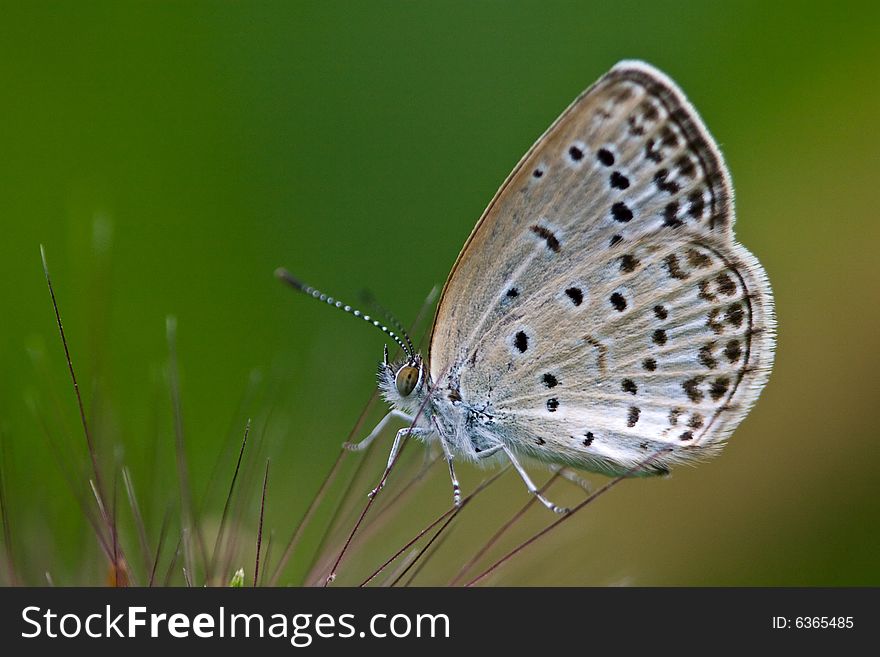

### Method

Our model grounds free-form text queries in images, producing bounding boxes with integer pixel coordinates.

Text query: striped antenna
[275,268,414,360]
[359,289,416,359]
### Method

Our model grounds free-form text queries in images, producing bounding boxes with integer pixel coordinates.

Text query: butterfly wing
[428,61,775,474]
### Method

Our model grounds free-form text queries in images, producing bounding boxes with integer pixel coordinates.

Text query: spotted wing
[464,233,774,474]
[428,61,775,474]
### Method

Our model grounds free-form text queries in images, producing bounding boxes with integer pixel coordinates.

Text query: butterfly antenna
[359,289,416,359]
[275,268,413,360]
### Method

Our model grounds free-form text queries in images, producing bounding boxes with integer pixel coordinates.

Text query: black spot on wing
[564,287,583,306]
[663,202,683,228]
[627,406,641,427]
[514,331,529,353]
[611,202,633,223]
[724,339,742,363]
[725,303,744,327]
[698,343,717,369]
[609,171,630,190]
[686,247,711,269]
[654,169,681,194]
[682,376,705,403]
[663,254,688,280]
[716,273,736,296]
[676,154,696,178]
[688,190,705,219]
[709,376,731,401]
[619,254,639,273]
[644,138,662,163]
[699,280,718,303]
[706,308,724,334]
[530,225,561,252]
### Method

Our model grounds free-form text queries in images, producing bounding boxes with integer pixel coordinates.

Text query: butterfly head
[378,347,429,413]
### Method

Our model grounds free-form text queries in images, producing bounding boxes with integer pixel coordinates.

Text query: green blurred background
[1,1,878,586]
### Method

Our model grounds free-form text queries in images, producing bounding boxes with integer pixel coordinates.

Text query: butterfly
[278,60,775,513]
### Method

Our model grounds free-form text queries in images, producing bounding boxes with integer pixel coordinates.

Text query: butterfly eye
[395,365,420,397]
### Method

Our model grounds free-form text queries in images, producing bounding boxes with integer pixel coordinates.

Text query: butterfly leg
[440,437,463,507]
[368,426,432,499]
[430,417,462,507]
[343,409,414,452]
[502,446,569,514]
[550,465,593,493]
